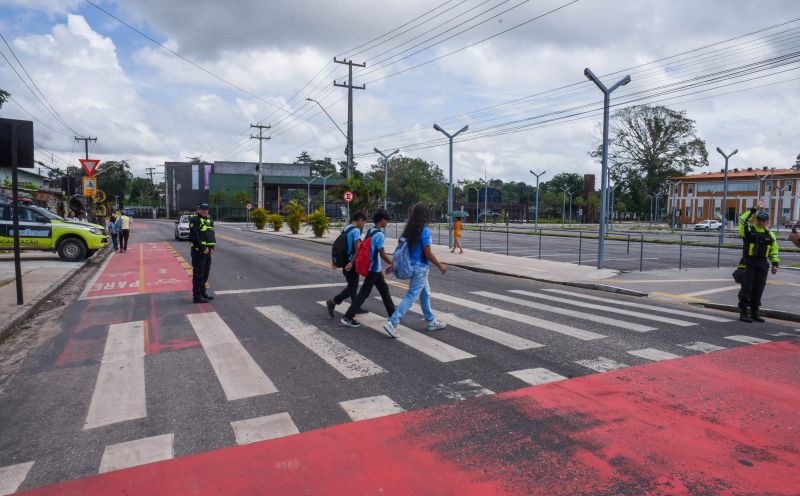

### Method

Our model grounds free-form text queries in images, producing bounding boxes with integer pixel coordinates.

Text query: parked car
[174,214,192,240]
[694,219,721,231]
[784,220,799,229]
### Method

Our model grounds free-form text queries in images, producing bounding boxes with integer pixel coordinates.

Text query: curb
[690,301,800,324]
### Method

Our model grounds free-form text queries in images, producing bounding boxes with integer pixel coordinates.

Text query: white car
[694,219,721,231]
[174,214,192,240]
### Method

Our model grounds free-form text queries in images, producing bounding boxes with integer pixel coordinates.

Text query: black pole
[578,231,583,266]
[639,234,644,272]
[538,228,542,259]
[679,234,684,270]
[11,124,23,304]
[506,224,509,256]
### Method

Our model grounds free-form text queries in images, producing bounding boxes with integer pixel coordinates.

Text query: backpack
[331,225,357,268]
[391,237,414,279]
[354,229,378,277]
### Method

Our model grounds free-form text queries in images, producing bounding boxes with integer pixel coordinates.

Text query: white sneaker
[426,320,446,331]
[382,321,398,338]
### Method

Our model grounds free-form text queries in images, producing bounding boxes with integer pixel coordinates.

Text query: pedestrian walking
[450,216,464,254]
[382,203,447,338]
[326,211,368,317]
[189,203,216,303]
[736,200,780,323]
[340,209,396,327]
[107,212,122,252]
[119,211,132,252]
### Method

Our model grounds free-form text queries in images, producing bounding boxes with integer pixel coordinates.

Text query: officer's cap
[755,212,769,220]
[198,203,209,209]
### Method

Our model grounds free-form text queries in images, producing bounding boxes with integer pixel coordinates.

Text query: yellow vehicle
[0,203,109,261]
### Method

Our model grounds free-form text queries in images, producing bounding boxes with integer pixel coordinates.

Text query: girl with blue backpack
[382,203,447,338]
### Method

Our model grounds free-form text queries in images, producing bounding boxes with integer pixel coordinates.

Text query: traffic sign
[82,176,97,197]
[79,158,100,176]
[344,191,354,203]
[246,203,253,210]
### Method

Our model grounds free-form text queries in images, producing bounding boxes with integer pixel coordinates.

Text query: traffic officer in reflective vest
[737,200,779,322]
[188,203,216,303]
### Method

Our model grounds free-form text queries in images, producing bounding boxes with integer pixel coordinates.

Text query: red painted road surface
[82,242,190,299]
[22,340,800,495]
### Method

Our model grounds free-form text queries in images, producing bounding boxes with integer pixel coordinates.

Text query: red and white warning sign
[80,158,100,176]
[343,191,354,203]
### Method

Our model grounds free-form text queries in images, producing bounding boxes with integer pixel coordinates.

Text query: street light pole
[433,123,468,249]
[374,147,399,210]
[584,67,631,269]
[716,147,738,240]
[654,191,663,226]
[320,173,333,216]
[471,186,480,224]
[301,177,317,215]
[561,187,570,227]
[567,190,574,226]
[529,170,546,230]
[670,180,683,231]
[306,97,349,179]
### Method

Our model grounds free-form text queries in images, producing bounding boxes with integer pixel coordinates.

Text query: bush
[250,208,269,229]
[285,200,305,234]
[306,208,329,238]
[268,214,285,231]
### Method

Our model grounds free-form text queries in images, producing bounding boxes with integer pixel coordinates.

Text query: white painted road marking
[681,285,741,297]
[627,348,682,361]
[384,296,543,350]
[432,293,606,341]
[340,395,405,421]
[257,306,385,379]
[231,412,300,445]
[84,321,146,430]
[478,291,656,332]
[725,335,771,345]
[215,283,342,295]
[98,434,174,474]
[188,312,278,400]
[0,461,34,496]
[576,357,628,372]
[508,368,567,386]
[679,341,726,353]
[435,379,494,401]
[544,289,733,322]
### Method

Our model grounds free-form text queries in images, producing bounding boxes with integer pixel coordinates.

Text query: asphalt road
[1,219,798,492]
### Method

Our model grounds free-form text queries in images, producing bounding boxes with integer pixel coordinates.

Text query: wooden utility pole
[250,124,271,209]
[333,58,365,179]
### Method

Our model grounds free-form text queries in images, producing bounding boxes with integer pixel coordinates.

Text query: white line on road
[725,335,771,345]
[435,379,494,401]
[84,321,146,430]
[216,283,342,295]
[0,461,34,496]
[568,257,660,264]
[476,291,656,332]
[231,412,300,445]
[679,341,726,353]
[339,395,405,421]
[188,312,278,400]
[98,434,174,474]
[576,356,628,372]
[543,289,732,323]
[322,302,474,362]
[681,285,740,297]
[508,368,567,386]
[627,348,682,361]
[432,293,606,341]
[79,253,114,300]
[256,306,385,379]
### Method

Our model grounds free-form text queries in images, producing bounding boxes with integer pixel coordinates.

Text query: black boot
[750,309,765,323]
[739,312,753,323]
[202,293,215,301]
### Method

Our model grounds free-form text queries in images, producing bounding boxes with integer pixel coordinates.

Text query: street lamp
[306,98,350,179]
[775,185,785,229]
[716,147,738,238]
[529,170,546,230]
[433,123,469,249]
[654,191,663,226]
[374,147,399,210]
[471,186,480,224]
[320,173,334,216]
[567,190,575,226]
[561,187,571,227]
[301,177,317,215]
[670,180,683,231]
[584,67,631,269]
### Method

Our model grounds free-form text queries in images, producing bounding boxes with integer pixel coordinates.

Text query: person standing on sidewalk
[737,200,780,323]
[340,209,396,327]
[383,203,447,338]
[189,203,216,303]
[450,216,464,254]
[107,212,122,252]
[119,211,132,253]
[326,211,368,317]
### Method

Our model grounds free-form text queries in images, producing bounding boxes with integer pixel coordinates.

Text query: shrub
[268,214,285,231]
[250,208,269,230]
[285,200,305,234]
[306,208,329,238]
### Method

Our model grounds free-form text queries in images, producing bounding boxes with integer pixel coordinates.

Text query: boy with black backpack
[326,211,368,317]
[340,209,396,328]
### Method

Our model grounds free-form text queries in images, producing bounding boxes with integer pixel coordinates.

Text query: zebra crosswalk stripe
[679,341,726,353]
[256,306,385,379]
[627,348,682,361]
[725,335,771,345]
[339,395,405,421]
[576,356,628,372]
[230,412,300,445]
[188,312,278,401]
[435,379,494,401]
[98,434,174,474]
[477,291,656,332]
[508,290,696,327]
[508,368,567,386]
[542,288,733,322]
[431,293,606,341]
[0,461,34,495]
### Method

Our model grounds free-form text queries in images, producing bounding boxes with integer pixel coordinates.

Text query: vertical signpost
[80,158,100,222]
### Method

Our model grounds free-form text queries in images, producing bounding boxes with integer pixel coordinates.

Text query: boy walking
[326,211,367,316]
[340,209,396,327]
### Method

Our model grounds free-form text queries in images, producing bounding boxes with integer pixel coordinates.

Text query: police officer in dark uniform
[188,203,216,303]
[737,200,779,322]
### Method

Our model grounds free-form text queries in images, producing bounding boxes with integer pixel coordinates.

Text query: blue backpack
[392,237,414,279]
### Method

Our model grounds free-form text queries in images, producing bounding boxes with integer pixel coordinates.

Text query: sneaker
[382,321,398,338]
[340,316,361,328]
[426,320,447,331]
[326,300,336,318]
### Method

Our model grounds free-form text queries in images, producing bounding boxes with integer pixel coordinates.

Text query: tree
[541,172,584,196]
[232,191,251,206]
[0,89,8,109]
[794,154,800,170]
[95,161,133,202]
[311,157,338,177]
[364,156,447,217]
[330,175,383,217]
[129,177,156,205]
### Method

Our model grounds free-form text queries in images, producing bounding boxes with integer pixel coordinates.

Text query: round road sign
[246,203,253,210]
[344,191,354,203]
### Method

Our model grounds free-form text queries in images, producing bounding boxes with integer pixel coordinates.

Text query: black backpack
[332,225,358,268]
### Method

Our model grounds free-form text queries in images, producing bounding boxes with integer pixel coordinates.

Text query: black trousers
[121,229,130,251]
[738,258,769,313]
[345,271,395,319]
[191,250,212,298]
[333,268,359,305]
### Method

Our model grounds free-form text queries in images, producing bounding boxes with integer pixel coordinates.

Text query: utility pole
[146,166,157,207]
[374,147,399,210]
[333,58,366,180]
[529,170,546,230]
[250,124,271,209]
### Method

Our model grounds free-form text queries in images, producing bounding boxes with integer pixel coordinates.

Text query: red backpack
[354,229,378,276]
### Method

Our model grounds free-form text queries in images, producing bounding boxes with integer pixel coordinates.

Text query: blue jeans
[110,232,119,250]
[389,265,434,325]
